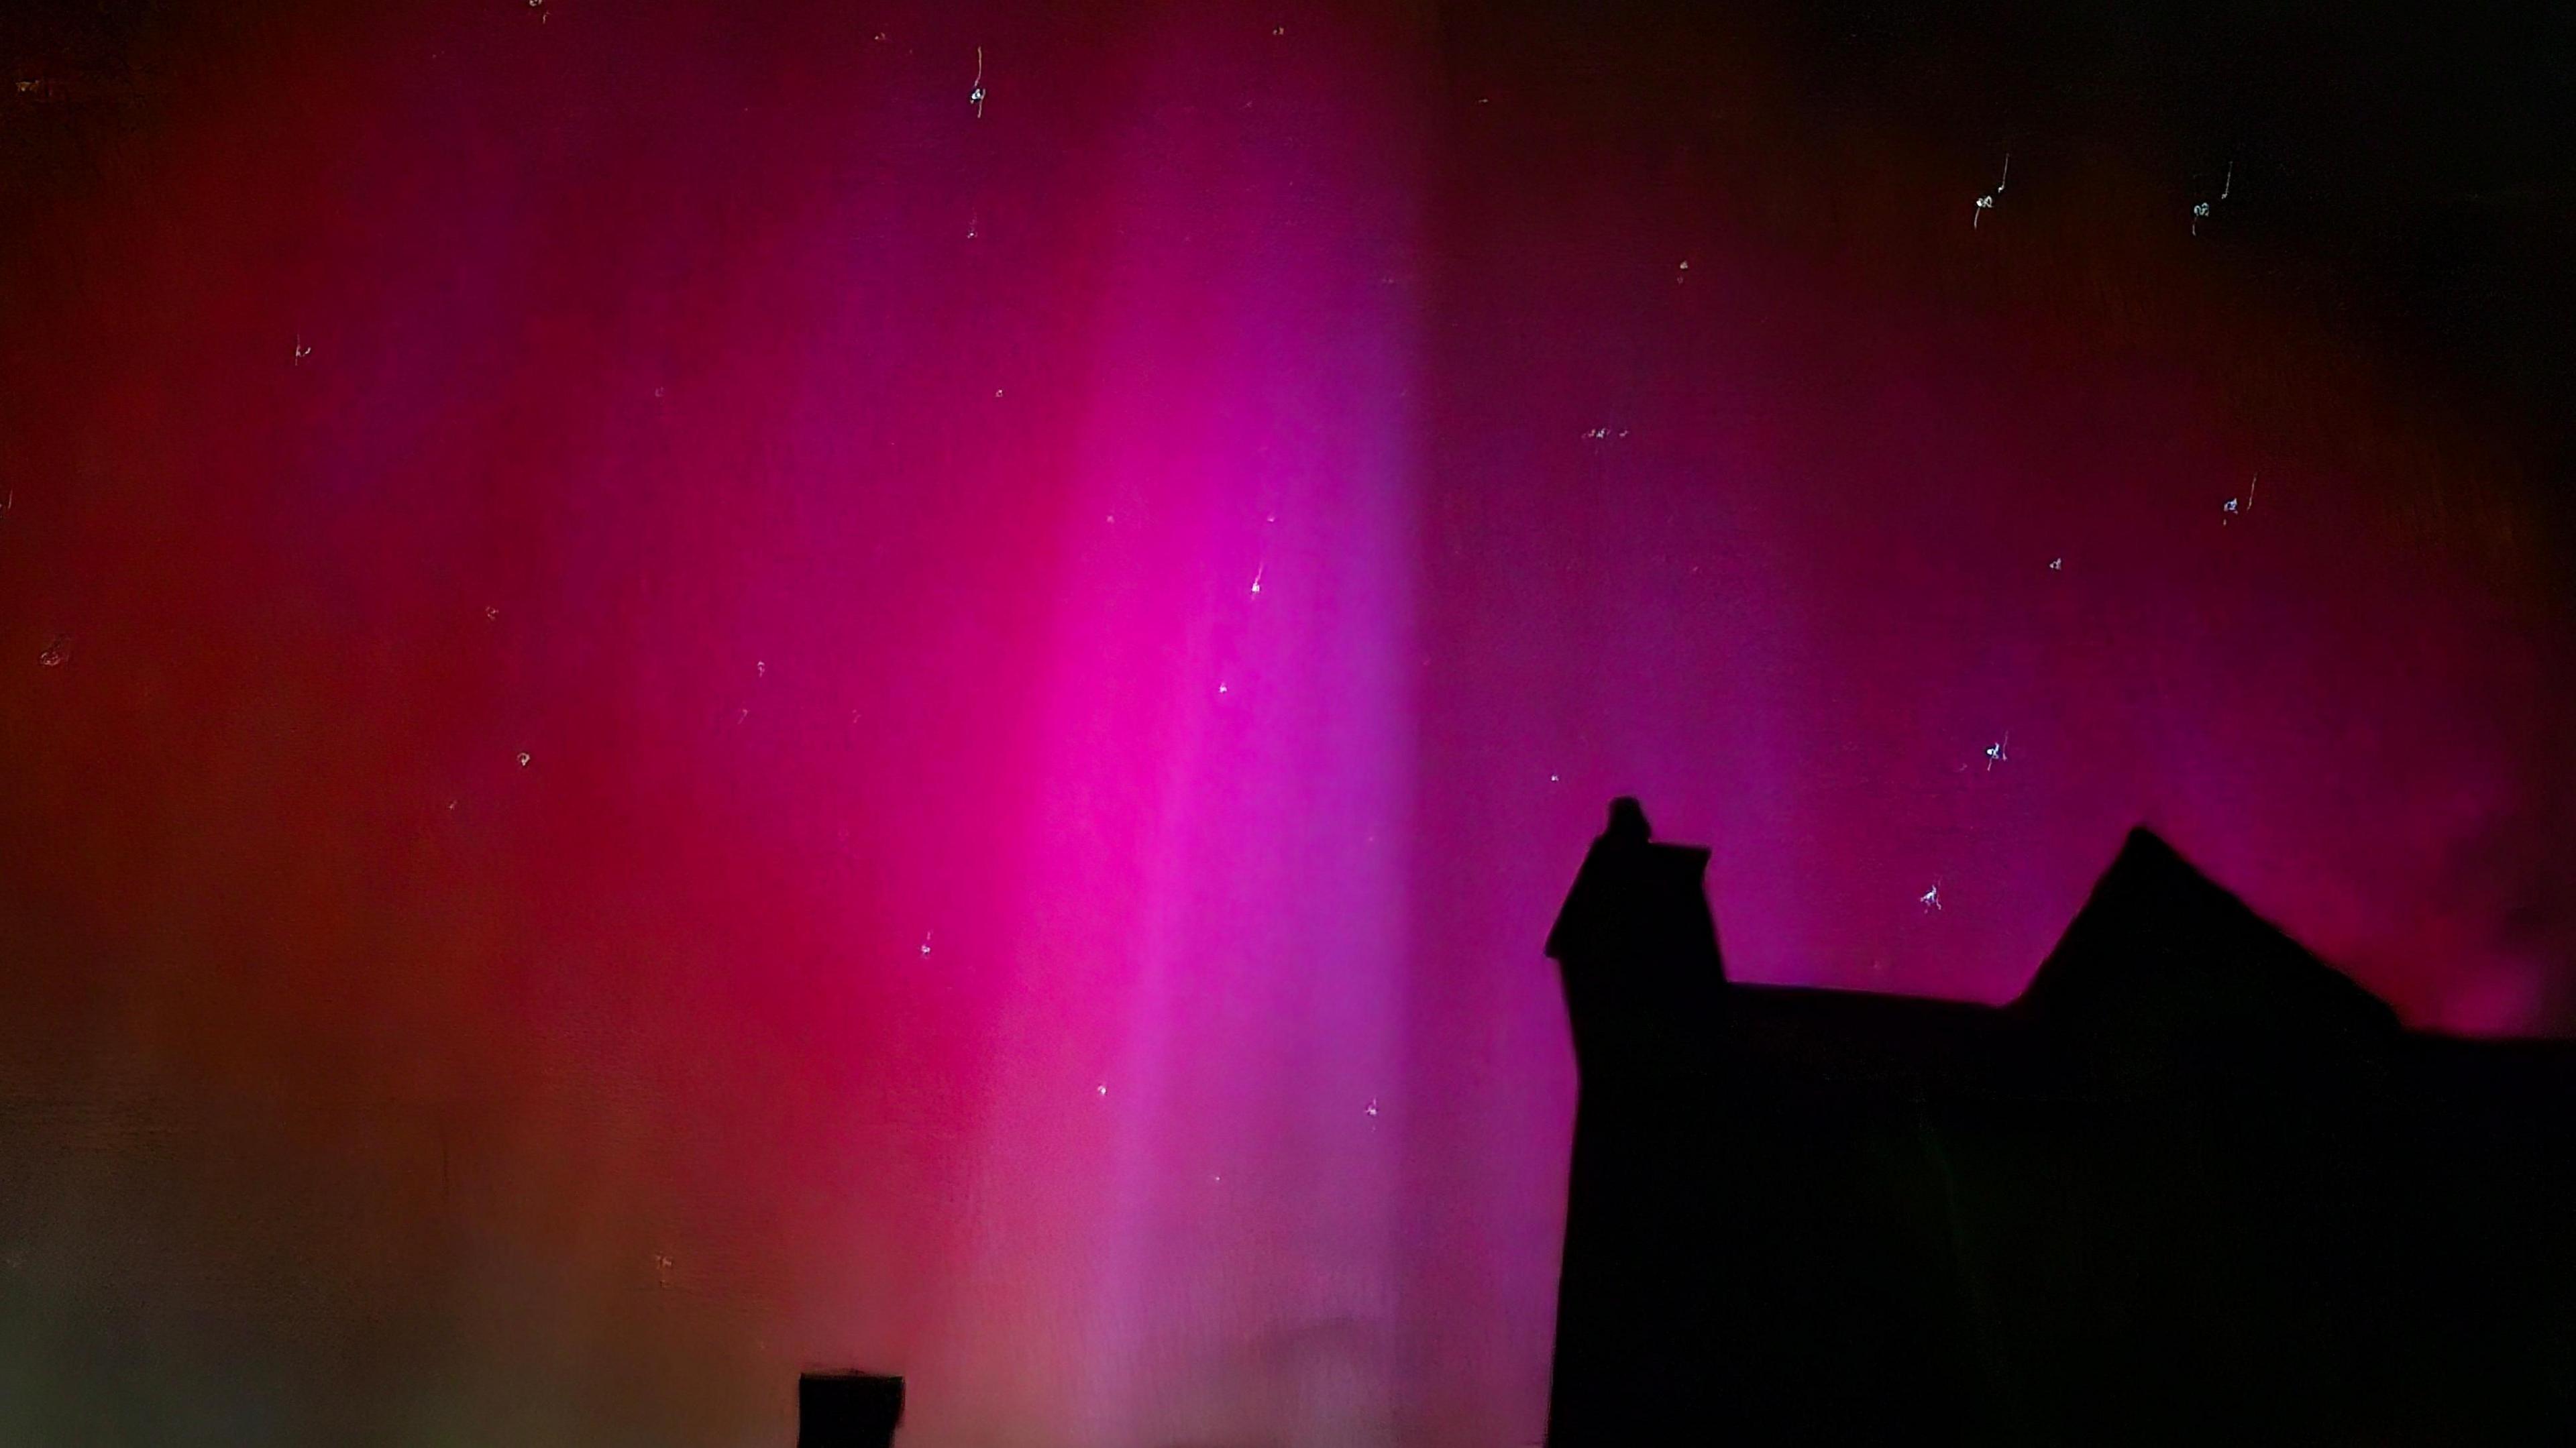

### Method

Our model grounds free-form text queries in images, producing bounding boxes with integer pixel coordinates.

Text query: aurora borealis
[5,1,2574,1443]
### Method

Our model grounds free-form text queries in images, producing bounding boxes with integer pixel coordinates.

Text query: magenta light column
[918,12,1428,1448]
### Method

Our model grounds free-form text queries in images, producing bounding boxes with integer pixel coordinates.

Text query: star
[2222,476,2256,524]
[1971,152,2010,228]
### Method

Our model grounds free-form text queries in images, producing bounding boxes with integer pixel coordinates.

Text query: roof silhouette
[2014,826,2402,1056]
[1543,803,2576,1447]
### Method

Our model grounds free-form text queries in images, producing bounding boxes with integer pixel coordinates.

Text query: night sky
[5,1,2574,1444]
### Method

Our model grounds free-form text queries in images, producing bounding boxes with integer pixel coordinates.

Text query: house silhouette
[1546,799,2576,1445]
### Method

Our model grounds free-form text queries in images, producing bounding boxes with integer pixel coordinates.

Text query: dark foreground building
[1546,800,2576,1446]
[797,1372,903,1448]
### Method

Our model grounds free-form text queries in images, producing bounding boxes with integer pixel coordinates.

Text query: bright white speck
[1549,773,1560,783]
[755,660,765,679]
[516,751,531,767]
[2222,476,2255,524]
[292,335,312,363]
[484,605,499,621]
[1364,1099,1379,1118]
[1986,732,2009,770]
[1216,682,1228,695]
[1677,260,1690,282]
[969,46,987,116]
[1097,1082,1108,1097]
[1272,25,1285,36]
[38,634,72,666]
[447,798,458,811]
[2049,557,2063,571]
[920,931,932,958]
[1249,563,1264,596]
[2192,162,2233,235]
[1920,884,1942,912]
[994,388,1004,398]
[1971,152,2009,227]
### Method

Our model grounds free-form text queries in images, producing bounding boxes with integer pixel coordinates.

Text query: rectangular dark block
[798,1372,904,1448]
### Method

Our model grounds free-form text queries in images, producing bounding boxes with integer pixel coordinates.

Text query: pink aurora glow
[1,2,2571,1445]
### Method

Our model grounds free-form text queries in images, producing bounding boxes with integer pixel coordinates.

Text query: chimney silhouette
[1545,796,1725,1076]
[798,1372,903,1448]
[1542,798,1729,1446]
